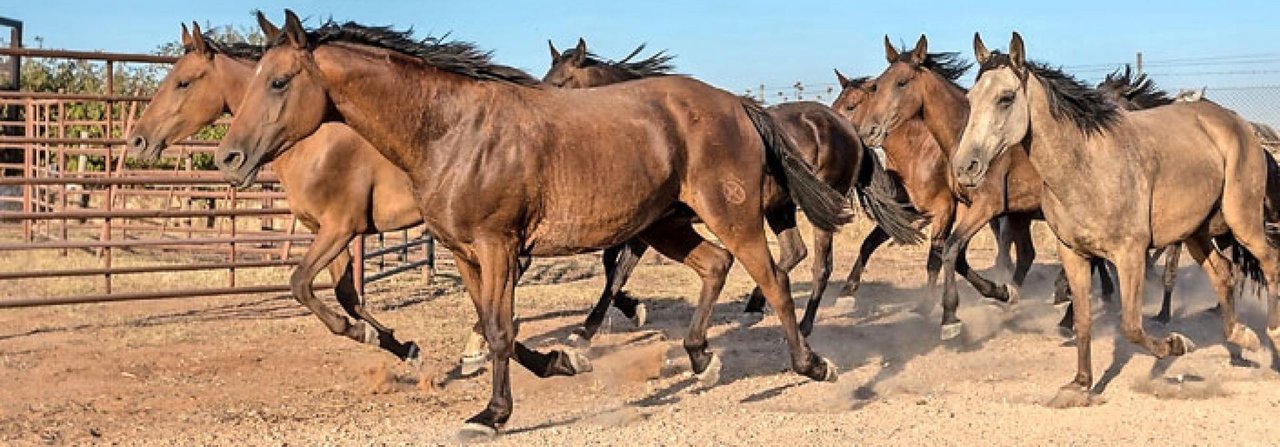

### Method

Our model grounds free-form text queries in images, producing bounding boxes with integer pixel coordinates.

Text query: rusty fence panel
[0,47,437,309]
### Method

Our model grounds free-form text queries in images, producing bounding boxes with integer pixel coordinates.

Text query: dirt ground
[2,222,1280,446]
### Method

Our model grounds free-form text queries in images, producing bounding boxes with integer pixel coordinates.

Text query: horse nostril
[129,135,147,151]
[964,159,980,175]
[220,150,246,170]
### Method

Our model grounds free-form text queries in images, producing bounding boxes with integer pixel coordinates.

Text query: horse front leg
[328,241,419,361]
[570,240,649,347]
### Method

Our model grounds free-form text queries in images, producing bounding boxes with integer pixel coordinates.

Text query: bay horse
[220,11,851,438]
[851,37,1050,340]
[955,32,1276,406]
[542,38,924,338]
[830,71,1022,310]
[126,23,422,362]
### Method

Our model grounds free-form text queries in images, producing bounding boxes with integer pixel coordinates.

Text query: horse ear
[256,10,281,42]
[910,35,928,64]
[1009,32,1026,69]
[973,32,991,65]
[548,40,561,61]
[180,23,192,49]
[189,21,211,57]
[834,69,850,87]
[571,38,588,64]
[283,9,307,50]
[883,35,899,64]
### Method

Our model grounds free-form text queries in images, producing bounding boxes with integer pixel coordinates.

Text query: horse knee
[703,249,733,280]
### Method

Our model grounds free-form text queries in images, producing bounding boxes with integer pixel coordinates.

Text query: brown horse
[220,12,852,438]
[851,37,1050,340]
[126,23,421,361]
[543,38,924,337]
[831,71,1020,307]
[956,32,1276,406]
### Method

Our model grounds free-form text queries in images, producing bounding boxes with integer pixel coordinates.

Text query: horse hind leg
[570,241,649,347]
[840,225,889,298]
[798,228,834,337]
[1156,244,1183,324]
[745,208,806,314]
[1183,234,1259,351]
[327,244,419,361]
[638,219,733,387]
[697,204,836,383]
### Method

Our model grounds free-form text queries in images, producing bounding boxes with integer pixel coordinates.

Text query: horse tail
[852,145,928,244]
[741,99,852,231]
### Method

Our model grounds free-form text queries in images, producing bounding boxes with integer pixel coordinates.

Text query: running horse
[219,11,851,439]
[542,38,924,338]
[127,23,423,362]
[955,32,1276,406]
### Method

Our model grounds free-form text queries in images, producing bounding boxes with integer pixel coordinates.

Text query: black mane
[191,34,265,60]
[893,46,973,82]
[980,51,1119,135]
[1096,65,1173,111]
[562,43,676,79]
[845,76,874,89]
[281,21,541,86]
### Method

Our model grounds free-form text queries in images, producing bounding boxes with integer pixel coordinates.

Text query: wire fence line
[744,81,1280,130]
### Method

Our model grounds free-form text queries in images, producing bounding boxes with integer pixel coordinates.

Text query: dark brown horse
[543,38,924,337]
[956,32,1276,406]
[220,12,853,438]
[126,23,421,361]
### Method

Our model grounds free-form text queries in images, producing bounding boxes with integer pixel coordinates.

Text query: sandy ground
[2,223,1280,446]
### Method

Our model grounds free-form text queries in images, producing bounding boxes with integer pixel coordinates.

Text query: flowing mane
[891,45,973,83]
[562,43,676,79]
[979,51,1119,135]
[277,20,541,86]
[844,75,874,89]
[1097,65,1173,110]
[190,35,266,60]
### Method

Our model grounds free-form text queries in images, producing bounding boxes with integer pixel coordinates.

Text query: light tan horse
[954,32,1277,406]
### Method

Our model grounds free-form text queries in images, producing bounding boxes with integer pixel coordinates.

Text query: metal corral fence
[0,46,437,308]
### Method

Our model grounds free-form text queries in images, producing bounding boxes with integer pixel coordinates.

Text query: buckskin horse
[217,11,852,438]
[955,32,1277,407]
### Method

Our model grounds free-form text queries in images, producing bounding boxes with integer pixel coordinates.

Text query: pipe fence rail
[0,46,436,309]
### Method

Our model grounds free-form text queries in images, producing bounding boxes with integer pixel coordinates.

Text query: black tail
[852,145,929,244]
[742,100,852,231]
[1263,150,1280,247]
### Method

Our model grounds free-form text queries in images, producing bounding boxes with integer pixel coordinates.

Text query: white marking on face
[255,65,263,76]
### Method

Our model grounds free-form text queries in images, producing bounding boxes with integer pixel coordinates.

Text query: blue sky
[8,0,1280,97]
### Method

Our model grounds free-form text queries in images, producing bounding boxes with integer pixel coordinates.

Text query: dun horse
[955,32,1277,406]
[126,23,422,362]
[219,12,853,438]
[542,38,924,337]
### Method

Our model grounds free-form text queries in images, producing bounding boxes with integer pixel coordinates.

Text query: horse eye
[844,105,856,112]
[176,80,191,89]
[997,92,1016,107]
[896,79,909,88]
[270,77,290,91]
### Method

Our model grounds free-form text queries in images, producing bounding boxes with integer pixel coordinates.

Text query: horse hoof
[632,303,648,328]
[838,284,858,299]
[459,352,488,377]
[815,356,839,383]
[694,353,722,388]
[940,322,963,341]
[566,330,591,349]
[403,342,422,363]
[1057,325,1076,340]
[1168,333,1195,356]
[1153,313,1171,325]
[456,422,498,442]
[566,350,593,375]
[1228,325,1261,352]
[1046,383,1097,409]
[1004,284,1021,307]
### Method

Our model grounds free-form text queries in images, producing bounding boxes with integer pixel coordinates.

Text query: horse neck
[214,54,255,112]
[585,67,635,87]
[919,74,969,155]
[881,119,936,178]
[313,44,524,177]
[1023,75,1094,193]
